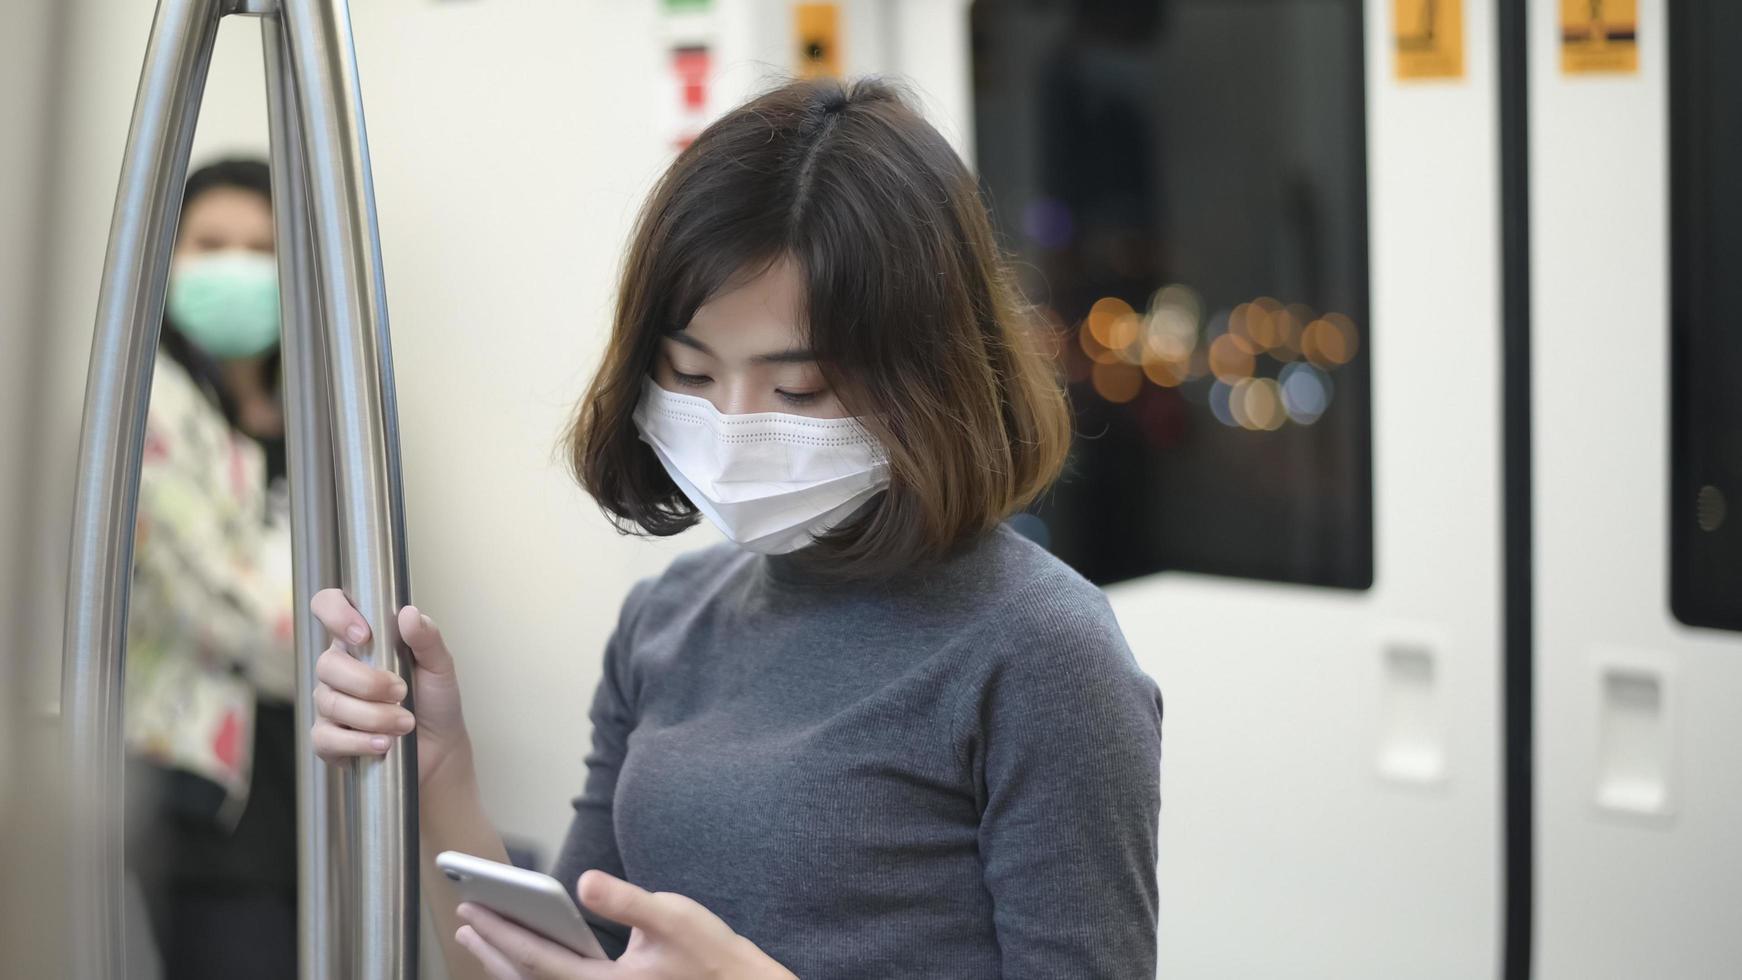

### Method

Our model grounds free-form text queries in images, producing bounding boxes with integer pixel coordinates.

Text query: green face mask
[166,250,281,359]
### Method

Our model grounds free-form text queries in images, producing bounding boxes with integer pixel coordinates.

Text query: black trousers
[144,881,297,980]
[129,701,300,979]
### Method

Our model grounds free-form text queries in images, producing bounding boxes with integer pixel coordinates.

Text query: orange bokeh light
[1303,313,1360,367]
[1208,333,1256,381]
[1244,297,1283,350]
[1142,354,1185,387]
[1107,313,1143,360]
[1270,303,1309,361]
[1091,361,1144,403]
[1087,296,1136,348]
[1079,319,1122,365]
[1227,304,1260,354]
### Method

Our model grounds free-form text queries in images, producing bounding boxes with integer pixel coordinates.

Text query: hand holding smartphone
[435,850,609,959]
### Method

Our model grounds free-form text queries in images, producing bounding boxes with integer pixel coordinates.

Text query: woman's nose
[711,381,765,416]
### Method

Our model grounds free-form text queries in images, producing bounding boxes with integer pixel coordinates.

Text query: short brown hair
[565,76,1070,576]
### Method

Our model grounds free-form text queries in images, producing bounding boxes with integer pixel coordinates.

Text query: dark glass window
[1669,0,1742,631]
[971,0,1373,587]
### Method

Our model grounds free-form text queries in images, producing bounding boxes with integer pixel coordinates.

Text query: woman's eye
[777,389,821,407]
[672,371,712,388]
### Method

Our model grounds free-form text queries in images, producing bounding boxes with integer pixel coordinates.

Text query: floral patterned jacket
[124,354,295,827]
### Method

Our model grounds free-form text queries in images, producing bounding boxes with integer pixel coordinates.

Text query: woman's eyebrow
[668,331,715,355]
[669,331,814,365]
[751,347,817,365]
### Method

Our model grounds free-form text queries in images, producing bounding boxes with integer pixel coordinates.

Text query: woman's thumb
[397,605,456,675]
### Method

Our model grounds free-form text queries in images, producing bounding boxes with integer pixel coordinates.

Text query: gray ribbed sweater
[554,524,1163,978]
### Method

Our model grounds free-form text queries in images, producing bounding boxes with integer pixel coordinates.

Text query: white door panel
[1533,1,1742,976]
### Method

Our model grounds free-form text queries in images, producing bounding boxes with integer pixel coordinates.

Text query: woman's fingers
[576,871,652,929]
[311,588,370,645]
[576,870,707,941]
[310,719,391,760]
[313,683,416,736]
[456,904,611,980]
[455,923,526,980]
[316,644,406,702]
[311,592,453,678]
[398,605,456,675]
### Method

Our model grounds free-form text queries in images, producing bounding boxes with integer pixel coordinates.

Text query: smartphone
[435,850,609,959]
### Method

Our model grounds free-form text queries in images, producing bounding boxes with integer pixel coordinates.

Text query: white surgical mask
[632,378,891,555]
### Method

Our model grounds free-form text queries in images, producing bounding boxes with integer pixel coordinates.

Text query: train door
[966,0,1506,975]
[1532,1,1742,976]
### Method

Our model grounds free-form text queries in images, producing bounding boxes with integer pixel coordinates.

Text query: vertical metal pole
[262,15,353,979]
[278,1,419,976]
[59,1,222,976]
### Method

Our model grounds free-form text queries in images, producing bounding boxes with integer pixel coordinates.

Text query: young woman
[309,77,1163,979]
[126,158,299,978]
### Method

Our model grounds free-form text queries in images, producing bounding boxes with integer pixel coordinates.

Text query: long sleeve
[553,578,653,959]
[960,581,1163,979]
[124,356,296,814]
[129,357,294,692]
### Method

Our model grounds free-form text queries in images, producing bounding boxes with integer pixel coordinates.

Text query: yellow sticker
[794,4,842,79]
[1394,0,1464,81]
[1561,0,1638,74]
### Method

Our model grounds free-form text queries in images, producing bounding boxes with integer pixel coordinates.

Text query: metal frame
[1497,0,1534,978]
[60,0,416,976]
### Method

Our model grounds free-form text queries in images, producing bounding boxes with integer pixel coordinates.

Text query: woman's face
[175,186,274,260]
[653,255,847,419]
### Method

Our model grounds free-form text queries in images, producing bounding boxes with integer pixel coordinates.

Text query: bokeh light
[1088,296,1136,348]
[1280,361,1333,424]
[1145,329,1193,363]
[1064,285,1354,430]
[1107,312,1143,359]
[1091,360,1144,403]
[1241,377,1287,431]
[1303,312,1360,367]
[1226,303,1261,355]
[1244,296,1284,351]
[1079,319,1121,365]
[1142,354,1185,387]
[1228,378,1253,429]
[1274,303,1311,361]
[1151,283,1201,318]
[1208,333,1256,382]
[1022,197,1074,250]
[1208,380,1238,427]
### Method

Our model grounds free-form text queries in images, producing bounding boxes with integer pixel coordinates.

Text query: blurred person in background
[305,78,1163,980]
[123,157,298,980]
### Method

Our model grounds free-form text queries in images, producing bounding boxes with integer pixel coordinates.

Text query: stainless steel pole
[277,2,419,977]
[262,15,353,979]
[60,1,222,976]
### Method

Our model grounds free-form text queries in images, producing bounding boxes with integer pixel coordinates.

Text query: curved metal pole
[262,16,353,979]
[59,1,222,975]
[278,1,419,976]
